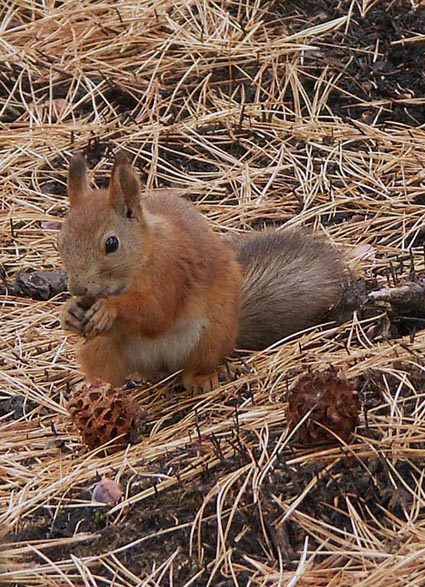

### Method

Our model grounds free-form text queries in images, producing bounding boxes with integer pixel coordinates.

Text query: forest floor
[1,1,425,585]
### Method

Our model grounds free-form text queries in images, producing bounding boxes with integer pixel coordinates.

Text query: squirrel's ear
[109,152,143,220]
[67,153,88,206]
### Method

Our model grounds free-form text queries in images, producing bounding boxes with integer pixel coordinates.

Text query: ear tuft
[113,150,130,166]
[68,153,88,206]
[109,154,143,220]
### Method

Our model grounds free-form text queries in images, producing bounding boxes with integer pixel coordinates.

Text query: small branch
[368,281,425,315]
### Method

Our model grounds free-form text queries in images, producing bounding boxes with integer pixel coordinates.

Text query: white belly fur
[126,316,208,378]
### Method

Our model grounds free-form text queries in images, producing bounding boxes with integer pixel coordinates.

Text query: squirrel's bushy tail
[230,229,347,349]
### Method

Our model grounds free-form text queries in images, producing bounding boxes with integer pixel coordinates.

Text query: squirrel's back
[231,229,347,349]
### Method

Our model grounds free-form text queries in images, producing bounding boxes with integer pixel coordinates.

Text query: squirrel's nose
[68,277,88,297]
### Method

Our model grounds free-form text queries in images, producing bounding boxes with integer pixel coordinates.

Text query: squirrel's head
[58,152,148,298]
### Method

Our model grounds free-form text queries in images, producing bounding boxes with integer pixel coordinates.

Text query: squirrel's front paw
[82,298,117,339]
[61,298,86,335]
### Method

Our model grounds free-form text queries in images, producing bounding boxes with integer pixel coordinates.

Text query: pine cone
[287,369,360,444]
[68,380,141,451]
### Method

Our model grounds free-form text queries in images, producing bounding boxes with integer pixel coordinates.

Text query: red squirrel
[58,153,347,391]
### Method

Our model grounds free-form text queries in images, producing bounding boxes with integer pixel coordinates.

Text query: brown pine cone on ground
[68,379,141,451]
[287,369,360,444]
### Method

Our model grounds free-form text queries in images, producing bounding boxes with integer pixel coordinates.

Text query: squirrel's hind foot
[183,359,247,393]
[183,371,221,393]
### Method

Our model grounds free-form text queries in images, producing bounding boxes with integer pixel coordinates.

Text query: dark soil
[273,0,425,125]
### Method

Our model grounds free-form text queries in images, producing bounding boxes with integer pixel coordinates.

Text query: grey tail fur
[229,229,347,349]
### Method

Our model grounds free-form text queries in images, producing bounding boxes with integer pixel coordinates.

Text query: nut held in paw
[68,379,142,451]
[287,369,360,445]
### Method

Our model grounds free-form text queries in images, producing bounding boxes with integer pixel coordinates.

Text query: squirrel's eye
[105,236,119,254]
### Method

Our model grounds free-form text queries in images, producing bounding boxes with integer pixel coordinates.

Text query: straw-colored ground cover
[1,0,425,585]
